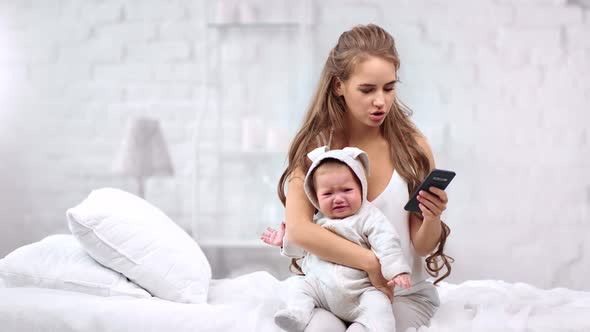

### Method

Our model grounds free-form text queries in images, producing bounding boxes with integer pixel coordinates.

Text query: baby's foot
[274,308,308,332]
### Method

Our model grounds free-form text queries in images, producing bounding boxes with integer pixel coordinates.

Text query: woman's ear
[333,77,343,97]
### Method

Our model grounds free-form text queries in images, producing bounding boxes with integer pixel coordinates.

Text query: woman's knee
[392,297,436,331]
[305,308,347,332]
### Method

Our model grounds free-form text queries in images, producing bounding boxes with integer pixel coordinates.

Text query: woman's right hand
[365,258,394,303]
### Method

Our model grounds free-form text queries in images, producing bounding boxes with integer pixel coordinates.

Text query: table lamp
[112,117,174,198]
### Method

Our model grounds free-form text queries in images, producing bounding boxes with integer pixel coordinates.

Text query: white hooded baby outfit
[276,146,410,332]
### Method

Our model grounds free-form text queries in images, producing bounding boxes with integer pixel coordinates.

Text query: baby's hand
[260,221,286,247]
[389,273,411,289]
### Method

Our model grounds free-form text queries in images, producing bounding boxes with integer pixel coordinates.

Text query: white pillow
[66,187,211,303]
[0,234,151,298]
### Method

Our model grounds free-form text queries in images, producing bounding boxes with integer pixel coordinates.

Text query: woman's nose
[373,93,385,107]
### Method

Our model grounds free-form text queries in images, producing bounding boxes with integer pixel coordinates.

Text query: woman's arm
[284,167,378,272]
[410,136,444,257]
[410,212,442,257]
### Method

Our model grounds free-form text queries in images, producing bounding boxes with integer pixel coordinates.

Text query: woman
[276,24,453,331]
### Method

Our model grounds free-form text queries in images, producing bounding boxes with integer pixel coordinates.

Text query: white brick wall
[0,0,589,290]
[0,0,204,259]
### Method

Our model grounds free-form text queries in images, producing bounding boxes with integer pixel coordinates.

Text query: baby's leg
[275,277,318,332]
[354,289,396,332]
[305,308,347,332]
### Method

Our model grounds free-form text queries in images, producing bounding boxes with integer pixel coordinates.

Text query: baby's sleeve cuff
[382,263,411,281]
[280,233,305,258]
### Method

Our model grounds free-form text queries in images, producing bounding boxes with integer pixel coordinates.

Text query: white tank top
[370,169,430,289]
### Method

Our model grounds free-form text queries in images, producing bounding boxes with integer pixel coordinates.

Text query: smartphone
[404,169,456,213]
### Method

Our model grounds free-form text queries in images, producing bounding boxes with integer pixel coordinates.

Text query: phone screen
[404,169,455,213]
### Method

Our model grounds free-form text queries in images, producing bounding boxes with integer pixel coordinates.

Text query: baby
[261,146,411,332]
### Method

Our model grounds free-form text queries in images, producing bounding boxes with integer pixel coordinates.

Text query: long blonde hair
[277,24,453,285]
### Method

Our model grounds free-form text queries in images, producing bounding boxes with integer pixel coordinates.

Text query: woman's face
[336,56,397,129]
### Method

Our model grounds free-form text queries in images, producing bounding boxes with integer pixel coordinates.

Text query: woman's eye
[360,87,394,94]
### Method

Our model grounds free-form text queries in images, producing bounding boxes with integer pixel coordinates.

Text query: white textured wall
[0,0,589,290]
[0,0,206,253]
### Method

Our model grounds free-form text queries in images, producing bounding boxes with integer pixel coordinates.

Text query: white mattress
[1,271,590,332]
[0,271,283,332]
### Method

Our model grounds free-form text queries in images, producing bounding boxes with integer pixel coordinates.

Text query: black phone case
[404,169,456,213]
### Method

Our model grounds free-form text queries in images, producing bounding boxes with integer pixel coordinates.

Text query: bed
[1,271,590,332]
[2,188,589,331]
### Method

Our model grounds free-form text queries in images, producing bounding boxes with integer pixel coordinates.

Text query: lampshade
[113,117,174,178]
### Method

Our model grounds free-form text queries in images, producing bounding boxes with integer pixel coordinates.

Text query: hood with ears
[303,146,370,211]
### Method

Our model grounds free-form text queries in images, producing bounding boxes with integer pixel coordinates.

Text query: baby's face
[314,164,362,219]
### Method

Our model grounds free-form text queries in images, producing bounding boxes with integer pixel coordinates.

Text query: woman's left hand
[416,186,448,222]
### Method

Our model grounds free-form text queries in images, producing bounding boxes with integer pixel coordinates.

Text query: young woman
[276,24,453,331]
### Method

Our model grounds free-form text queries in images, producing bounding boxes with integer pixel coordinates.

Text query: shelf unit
[192,1,314,248]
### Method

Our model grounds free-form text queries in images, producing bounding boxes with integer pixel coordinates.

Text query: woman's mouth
[369,111,386,122]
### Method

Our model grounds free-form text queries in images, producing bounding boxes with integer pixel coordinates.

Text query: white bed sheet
[0,271,283,332]
[1,271,590,332]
